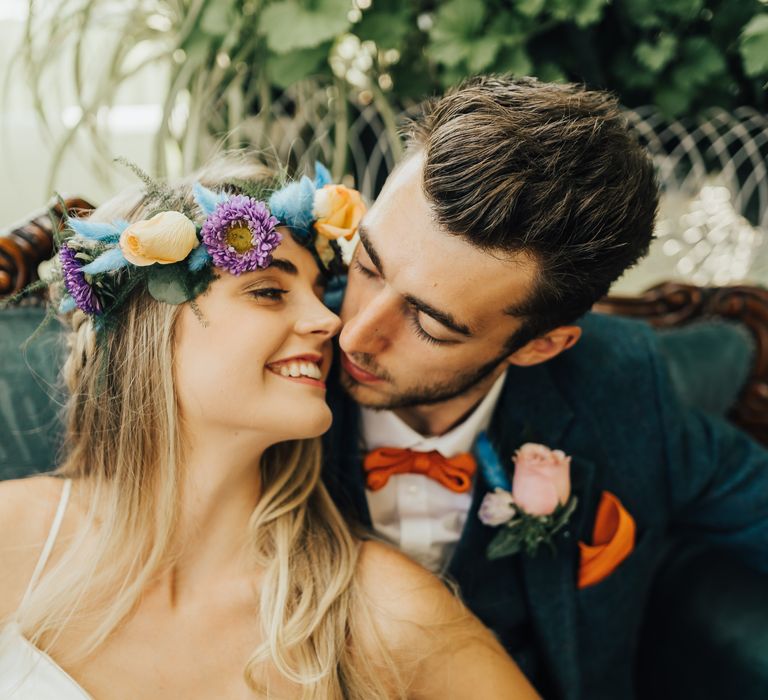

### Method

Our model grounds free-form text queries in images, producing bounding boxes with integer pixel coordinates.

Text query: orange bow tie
[363,447,477,493]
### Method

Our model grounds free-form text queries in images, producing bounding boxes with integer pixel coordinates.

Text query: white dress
[0,479,93,699]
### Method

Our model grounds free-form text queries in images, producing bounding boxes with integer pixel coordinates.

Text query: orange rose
[312,185,366,240]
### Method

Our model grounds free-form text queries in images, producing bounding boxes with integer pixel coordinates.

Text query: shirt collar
[360,369,508,457]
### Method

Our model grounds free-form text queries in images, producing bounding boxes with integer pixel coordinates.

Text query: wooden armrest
[596,282,768,446]
[0,198,95,299]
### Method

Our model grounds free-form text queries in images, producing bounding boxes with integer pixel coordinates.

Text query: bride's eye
[249,288,288,302]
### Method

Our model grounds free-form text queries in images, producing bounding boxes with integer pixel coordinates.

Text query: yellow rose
[312,185,366,240]
[119,211,198,266]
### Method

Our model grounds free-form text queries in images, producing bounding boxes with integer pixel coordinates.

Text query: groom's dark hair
[405,75,658,350]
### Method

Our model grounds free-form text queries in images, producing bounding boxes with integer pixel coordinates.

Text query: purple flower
[59,245,101,315]
[479,488,516,527]
[201,195,281,275]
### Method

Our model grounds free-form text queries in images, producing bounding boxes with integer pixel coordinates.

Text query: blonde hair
[14,158,404,698]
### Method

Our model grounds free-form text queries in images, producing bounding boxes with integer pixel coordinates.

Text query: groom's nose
[339,288,398,356]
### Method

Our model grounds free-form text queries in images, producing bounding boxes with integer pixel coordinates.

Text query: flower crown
[53,162,364,325]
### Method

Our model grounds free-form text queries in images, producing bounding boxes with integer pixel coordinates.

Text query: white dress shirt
[362,371,508,572]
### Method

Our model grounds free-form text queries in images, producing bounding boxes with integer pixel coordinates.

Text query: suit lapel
[468,363,597,700]
[519,452,596,700]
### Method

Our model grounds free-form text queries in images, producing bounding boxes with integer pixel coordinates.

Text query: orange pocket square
[577,491,636,589]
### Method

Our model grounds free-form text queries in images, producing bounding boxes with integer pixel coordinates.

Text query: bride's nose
[294,298,343,338]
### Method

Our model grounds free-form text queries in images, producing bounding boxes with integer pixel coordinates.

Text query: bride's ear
[505,325,582,367]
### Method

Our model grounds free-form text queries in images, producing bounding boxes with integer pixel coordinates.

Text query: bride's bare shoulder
[0,476,71,618]
[355,540,540,699]
[0,475,66,537]
[355,539,468,645]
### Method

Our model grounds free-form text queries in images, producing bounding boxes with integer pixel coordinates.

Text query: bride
[0,159,538,699]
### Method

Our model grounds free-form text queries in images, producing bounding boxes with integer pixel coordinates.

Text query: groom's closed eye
[355,228,472,343]
[354,258,378,279]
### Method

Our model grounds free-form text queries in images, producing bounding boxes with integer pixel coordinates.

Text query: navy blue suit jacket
[323,312,768,699]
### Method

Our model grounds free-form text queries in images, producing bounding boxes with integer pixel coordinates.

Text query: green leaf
[355,7,413,50]
[680,37,727,85]
[439,64,470,89]
[612,51,657,89]
[547,0,609,26]
[200,0,237,38]
[467,35,503,73]
[266,43,330,88]
[260,0,352,54]
[487,13,527,44]
[659,0,703,22]
[147,267,194,305]
[493,43,533,76]
[572,0,611,28]
[427,39,470,68]
[654,81,693,117]
[516,0,546,19]
[428,0,487,69]
[634,35,677,73]
[487,527,523,560]
[621,0,663,29]
[433,0,486,37]
[740,14,768,77]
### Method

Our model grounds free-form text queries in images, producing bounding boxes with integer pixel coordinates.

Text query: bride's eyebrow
[268,257,325,288]
[269,258,298,275]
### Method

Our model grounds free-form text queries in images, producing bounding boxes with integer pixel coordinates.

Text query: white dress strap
[19,479,72,609]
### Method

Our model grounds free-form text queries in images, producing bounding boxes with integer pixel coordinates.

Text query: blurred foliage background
[13,0,768,186]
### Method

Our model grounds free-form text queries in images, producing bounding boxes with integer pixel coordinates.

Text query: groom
[323,76,768,699]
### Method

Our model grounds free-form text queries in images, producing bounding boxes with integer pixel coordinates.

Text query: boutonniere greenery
[474,432,578,560]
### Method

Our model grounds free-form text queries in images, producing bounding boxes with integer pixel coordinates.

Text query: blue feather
[474,432,512,491]
[67,219,122,243]
[58,296,76,313]
[80,247,129,274]
[314,161,332,188]
[193,182,227,216]
[269,176,315,234]
[187,244,211,272]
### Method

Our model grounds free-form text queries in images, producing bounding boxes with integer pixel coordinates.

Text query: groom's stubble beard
[340,346,512,411]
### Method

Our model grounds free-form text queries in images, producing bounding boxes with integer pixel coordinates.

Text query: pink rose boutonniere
[476,434,578,559]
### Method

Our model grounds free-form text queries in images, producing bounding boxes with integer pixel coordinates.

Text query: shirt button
[408,485,419,495]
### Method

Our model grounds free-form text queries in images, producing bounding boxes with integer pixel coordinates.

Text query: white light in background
[61,104,162,133]
[662,182,762,285]
[0,0,28,22]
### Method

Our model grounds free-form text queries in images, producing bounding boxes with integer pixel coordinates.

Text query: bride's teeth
[271,360,322,379]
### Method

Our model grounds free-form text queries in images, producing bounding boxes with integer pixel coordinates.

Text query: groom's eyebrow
[358,224,473,337]
[358,225,385,275]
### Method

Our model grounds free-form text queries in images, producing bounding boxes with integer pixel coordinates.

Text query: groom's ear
[505,325,582,367]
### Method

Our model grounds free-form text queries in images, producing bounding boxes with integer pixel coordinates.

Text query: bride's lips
[341,351,383,384]
[266,354,326,389]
